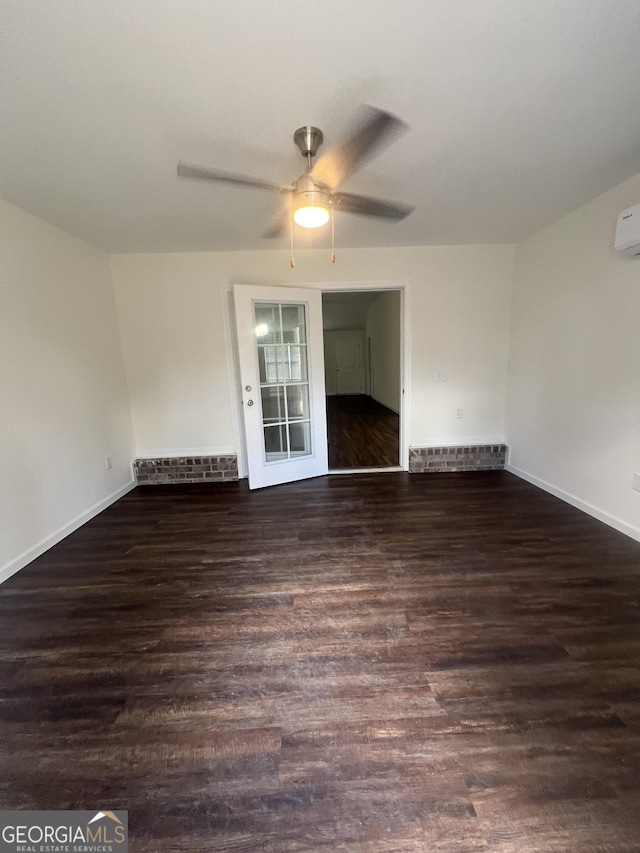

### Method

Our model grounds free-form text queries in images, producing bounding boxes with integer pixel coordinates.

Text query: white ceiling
[2,0,640,253]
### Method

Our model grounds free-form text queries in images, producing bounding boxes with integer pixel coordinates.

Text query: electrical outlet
[436,372,448,382]
[633,472,640,492]
[105,456,113,470]
[456,408,463,419]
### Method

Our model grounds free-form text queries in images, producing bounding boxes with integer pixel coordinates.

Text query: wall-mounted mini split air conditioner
[615,202,640,257]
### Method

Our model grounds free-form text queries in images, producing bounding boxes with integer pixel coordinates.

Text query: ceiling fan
[177,106,415,241]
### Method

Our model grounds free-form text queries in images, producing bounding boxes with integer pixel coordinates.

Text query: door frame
[223,279,411,479]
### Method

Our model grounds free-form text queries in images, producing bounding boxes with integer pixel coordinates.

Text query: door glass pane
[282,345,307,382]
[286,384,309,420]
[289,422,311,457]
[253,300,313,464]
[254,303,281,344]
[281,305,307,344]
[264,424,288,462]
[261,386,286,423]
[258,345,285,384]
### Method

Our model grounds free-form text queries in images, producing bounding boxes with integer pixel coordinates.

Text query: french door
[233,284,328,489]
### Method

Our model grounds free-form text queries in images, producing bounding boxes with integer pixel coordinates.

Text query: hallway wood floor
[327,394,399,468]
[1,472,640,852]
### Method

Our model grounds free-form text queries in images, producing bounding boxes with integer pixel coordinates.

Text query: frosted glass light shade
[293,205,330,228]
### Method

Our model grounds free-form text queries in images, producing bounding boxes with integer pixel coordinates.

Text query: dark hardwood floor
[327,394,399,468]
[2,472,640,851]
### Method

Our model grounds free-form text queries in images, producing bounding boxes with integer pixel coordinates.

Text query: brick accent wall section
[134,455,238,485]
[409,444,507,473]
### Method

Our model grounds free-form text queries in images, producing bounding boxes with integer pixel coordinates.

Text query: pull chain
[331,204,336,263]
[290,213,295,269]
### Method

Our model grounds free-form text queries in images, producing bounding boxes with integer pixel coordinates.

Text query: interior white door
[234,284,328,489]
[335,338,363,394]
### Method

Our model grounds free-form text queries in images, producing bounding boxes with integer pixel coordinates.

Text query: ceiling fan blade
[332,191,415,221]
[311,106,409,190]
[177,161,291,194]
[262,205,291,239]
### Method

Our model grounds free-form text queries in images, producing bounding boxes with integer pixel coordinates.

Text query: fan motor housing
[293,174,330,210]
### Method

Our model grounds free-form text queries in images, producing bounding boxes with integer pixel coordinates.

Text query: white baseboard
[506,464,640,543]
[0,479,137,585]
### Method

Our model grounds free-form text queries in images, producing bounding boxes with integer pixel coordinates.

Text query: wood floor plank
[1,471,639,851]
[327,394,399,468]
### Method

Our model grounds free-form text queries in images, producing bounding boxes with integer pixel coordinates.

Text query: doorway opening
[226,280,409,486]
[322,290,402,470]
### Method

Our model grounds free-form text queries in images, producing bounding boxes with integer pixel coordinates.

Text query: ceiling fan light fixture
[293,204,330,228]
[178,108,413,254]
[292,176,330,229]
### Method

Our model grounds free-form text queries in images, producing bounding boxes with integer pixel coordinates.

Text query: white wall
[111,244,515,458]
[506,174,640,541]
[366,290,401,412]
[322,293,375,331]
[0,200,135,580]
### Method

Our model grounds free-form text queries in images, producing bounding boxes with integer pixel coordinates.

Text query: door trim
[222,285,248,477]
[225,279,411,478]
